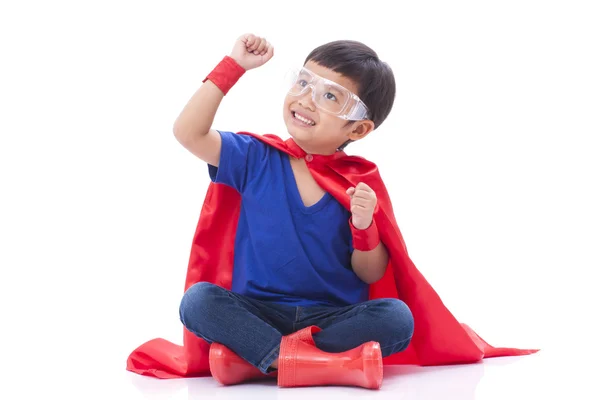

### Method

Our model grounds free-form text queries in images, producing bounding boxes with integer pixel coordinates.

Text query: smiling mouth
[292,111,316,126]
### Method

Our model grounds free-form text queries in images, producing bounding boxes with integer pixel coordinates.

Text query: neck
[293,140,338,156]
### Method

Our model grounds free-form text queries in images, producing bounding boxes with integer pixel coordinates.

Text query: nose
[298,85,316,111]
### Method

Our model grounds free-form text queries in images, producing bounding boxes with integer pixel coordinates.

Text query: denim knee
[178,281,220,330]
[373,298,414,353]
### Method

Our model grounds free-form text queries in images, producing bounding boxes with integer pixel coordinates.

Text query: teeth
[294,112,315,126]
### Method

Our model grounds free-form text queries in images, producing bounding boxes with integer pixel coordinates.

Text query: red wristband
[203,56,246,95]
[349,218,380,251]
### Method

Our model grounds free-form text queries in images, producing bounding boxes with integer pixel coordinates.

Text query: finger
[346,187,355,196]
[351,204,368,214]
[264,43,275,60]
[246,37,259,53]
[244,33,256,48]
[254,38,267,55]
[351,197,373,208]
[352,189,376,201]
[249,36,262,52]
[259,40,270,55]
[355,182,372,192]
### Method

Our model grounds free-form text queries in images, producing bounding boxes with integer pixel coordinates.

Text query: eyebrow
[298,69,315,80]
[323,78,351,94]
[324,83,345,95]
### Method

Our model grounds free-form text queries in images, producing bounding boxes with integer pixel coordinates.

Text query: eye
[324,92,337,101]
[298,79,308,87]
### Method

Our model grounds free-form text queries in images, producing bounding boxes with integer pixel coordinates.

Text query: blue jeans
[179,282,414,374]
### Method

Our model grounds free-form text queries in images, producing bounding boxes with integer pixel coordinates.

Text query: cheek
[282,100,291,116]
[283,97,295,116]
[283,95,294,108]
[318,117,344,132]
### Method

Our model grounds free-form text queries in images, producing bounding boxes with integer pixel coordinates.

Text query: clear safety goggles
[284,67,370,121]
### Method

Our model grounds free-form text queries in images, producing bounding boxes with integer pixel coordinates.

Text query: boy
[175,33,413,389]
[126,33,537,389]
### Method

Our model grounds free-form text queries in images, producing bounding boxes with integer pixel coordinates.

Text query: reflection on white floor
[122,349,596,399]
[4,346,595,399]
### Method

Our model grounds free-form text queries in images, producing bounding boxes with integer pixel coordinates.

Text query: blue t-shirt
[208,130,369,307]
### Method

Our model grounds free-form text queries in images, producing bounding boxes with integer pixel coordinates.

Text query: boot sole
[362,341,384,389]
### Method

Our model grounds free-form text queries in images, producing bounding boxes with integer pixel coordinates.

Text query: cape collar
[284,138,347,164]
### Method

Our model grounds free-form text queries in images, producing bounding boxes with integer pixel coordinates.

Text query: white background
[1,0,598,398]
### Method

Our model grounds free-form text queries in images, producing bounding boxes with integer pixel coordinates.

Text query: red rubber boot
[277,326,383,390]
[209,327,318,385]
[209,343,277,385]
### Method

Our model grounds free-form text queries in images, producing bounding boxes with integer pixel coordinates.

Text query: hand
[346,182,377,230]
[230,33,274,71]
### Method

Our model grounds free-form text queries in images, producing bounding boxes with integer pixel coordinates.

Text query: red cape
[127,132,538,378]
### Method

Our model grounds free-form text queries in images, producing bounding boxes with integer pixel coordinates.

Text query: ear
[348,119,375,141]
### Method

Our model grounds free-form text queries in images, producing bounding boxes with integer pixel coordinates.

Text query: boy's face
[282,61,374,155]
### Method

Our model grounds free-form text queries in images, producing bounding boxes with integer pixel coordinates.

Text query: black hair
[305,40,396,150]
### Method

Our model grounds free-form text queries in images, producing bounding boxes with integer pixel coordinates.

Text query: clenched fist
[230,33,274,71]
[346,182,377,230]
